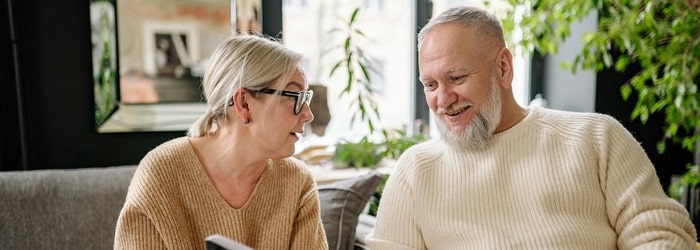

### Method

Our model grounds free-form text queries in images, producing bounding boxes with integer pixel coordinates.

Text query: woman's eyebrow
[285,81,305,90]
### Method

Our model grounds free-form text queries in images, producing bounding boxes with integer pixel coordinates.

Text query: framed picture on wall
[233,0,262,35]
[142,22,200,79]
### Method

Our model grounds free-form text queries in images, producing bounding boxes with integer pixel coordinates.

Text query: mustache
[437,101,473,115]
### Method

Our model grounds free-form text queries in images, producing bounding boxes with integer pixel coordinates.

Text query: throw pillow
[318,171,382,250]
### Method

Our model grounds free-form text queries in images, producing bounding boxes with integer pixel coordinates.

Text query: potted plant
[332,129,428,169]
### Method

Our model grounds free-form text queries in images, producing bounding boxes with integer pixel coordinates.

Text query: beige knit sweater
[114,137,328,249]
[367,107,696,249]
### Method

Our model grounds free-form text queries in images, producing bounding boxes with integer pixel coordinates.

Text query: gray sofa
[0,165,376,249]
[0,165,136,249]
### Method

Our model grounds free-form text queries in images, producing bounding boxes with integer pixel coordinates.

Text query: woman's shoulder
[130,137,196,192]
[272,157,314,178]
[142,137,193,161]
[138,137,195,169]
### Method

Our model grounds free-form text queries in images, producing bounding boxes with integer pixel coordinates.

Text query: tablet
[205,234,254,250]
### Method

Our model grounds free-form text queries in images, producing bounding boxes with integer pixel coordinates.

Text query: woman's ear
[231,88,251,123]
[496,47,514,89]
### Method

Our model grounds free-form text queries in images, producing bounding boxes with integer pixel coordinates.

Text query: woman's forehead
[272,68,307,89]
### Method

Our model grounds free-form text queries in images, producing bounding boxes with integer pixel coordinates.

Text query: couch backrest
[0,165,137,250]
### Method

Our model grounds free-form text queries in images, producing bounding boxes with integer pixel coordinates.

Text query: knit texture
[367,107,696,249]
[114,137,328,249]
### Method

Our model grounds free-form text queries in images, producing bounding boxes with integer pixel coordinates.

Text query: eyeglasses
[248,88,313,115]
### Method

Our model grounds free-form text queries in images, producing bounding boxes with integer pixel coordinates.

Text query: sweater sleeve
[114,205,167,250]
[599,117,697,249]
[289,175,328,250]
[366,152,426,250]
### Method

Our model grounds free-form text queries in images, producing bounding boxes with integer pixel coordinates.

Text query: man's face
[419,23,503,150]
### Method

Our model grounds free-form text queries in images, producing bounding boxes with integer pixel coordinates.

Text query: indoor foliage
[328,7,381,133]
[500,0,699,197]
[92,0,117,126]
[333,129,428,169]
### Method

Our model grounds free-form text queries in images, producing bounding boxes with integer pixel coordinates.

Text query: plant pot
[309,85,331,136]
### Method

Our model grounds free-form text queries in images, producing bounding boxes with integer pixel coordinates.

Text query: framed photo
[142,22,200,78]
[233,0,262,35]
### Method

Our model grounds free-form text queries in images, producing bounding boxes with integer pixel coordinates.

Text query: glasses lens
[294,90,313,115]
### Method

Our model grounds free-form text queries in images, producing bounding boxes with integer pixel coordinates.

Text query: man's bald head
[418,6,505,51]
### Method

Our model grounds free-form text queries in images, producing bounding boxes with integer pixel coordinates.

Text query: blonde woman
[115,35,327,249]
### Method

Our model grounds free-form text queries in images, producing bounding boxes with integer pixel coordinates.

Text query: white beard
[436,76,502,151]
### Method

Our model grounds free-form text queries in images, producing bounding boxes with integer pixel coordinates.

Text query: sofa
[0,165,380,249]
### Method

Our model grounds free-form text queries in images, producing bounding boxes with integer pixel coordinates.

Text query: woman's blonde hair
[187,35,302,137]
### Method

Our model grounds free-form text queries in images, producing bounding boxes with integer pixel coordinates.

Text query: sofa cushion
[0,165,137,249]
[318,171,382,250]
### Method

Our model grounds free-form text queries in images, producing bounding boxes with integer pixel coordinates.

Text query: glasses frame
[248,87,313,115]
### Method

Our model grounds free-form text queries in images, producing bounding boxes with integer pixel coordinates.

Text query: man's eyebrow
[419,68,469,82]
[446,68,468,74]
[418,76,431,83]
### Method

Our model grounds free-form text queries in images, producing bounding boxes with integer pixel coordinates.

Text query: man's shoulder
[403,138,444,157]
[535,107,622,132]
[394,139,445,172]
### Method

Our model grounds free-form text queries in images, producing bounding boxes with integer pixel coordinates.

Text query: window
[283,1,416,145]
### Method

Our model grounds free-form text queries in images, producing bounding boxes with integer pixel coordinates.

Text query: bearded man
[366,6,696,249]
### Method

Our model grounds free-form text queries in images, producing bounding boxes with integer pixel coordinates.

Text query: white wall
[543,12,598,112]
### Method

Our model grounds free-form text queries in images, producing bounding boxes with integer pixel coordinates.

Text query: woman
[114,35,328,249]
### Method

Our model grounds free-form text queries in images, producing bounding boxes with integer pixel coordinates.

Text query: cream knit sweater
[114,137,328,249]
[367,107,696,249]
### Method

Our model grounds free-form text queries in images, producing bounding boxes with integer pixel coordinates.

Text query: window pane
[283,1,416,143]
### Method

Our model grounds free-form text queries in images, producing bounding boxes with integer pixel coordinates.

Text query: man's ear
[232,88,251,123]
[496,47,514,89]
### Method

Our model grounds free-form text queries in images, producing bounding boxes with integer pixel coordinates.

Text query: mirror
[90,0,262,133]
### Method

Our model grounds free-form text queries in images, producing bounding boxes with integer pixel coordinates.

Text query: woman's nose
[300,103,314,123]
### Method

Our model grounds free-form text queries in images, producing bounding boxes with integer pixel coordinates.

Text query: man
[366,6,696,249]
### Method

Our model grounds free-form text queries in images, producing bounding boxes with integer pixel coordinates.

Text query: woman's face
[249,68,314,159]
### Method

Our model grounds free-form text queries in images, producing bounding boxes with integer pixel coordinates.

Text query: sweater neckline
[183,137,272,211]
[493,106,538,141]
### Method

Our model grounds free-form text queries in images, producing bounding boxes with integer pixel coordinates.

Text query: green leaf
[620,84,632,101]
[603,53,613,67]
[344,37,351,53]
[614,56,629,72]
[353,29,367,38]
[349,7,360,25]
[328,60,344,77]
[359,63,371,82]
[656,140,666,154]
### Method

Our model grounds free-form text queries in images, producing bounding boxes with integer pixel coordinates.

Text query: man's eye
[450,75,466,82]
[423,82,437,90]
